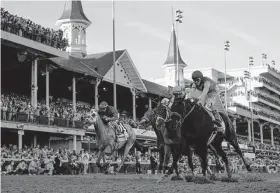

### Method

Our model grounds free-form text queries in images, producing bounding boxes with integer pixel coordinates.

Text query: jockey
[168,85,185,108]
[189,70,223,131]
[98,101,122,139]
[160,98,170,107]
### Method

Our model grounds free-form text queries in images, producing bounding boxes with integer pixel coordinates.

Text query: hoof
[184,175,195,182]
[221,176,238,182]
[157,175,169,183]
[209,174,220,181]
[171,175,183,181]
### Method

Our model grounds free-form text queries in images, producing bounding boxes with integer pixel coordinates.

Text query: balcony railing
[253,92,280,110]
[253,76,280,94]
[1,111,83,129]
[1,22,68,51]
[230,103,280,123]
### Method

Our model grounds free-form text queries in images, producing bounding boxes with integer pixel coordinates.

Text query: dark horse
[165,97,251,178]
[139,102,170,173]
[141,101,222,175]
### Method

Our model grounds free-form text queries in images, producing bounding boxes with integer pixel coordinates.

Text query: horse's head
[155,103,170,129]
[166,97,202,134]
[83,108,99,127]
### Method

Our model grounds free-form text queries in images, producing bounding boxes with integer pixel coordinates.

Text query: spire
[163,25,187,67]
[56,0,91,26]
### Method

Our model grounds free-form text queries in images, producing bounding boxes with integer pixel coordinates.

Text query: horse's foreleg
[158,147,164,173]
[96,150,104,169]
[198,149,208,178]
[116,141,134,173]
[209,144,223,170]
[163,145,171,174]
[187,147,195,175]
[170,151,180,176]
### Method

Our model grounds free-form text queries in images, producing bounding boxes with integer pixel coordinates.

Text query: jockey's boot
[212,110,223,133]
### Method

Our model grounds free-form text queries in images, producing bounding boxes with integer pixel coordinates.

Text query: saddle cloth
[117,122,129,141]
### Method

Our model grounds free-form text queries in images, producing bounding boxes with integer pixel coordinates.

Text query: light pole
[175,9,183,87]
[262,53,267,66]
[249,56,254,145]
[224,40,230,112]
[112,0,117,109]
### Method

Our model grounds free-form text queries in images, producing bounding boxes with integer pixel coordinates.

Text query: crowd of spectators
[254,76,280,93]
[0,144,153,175]
[1,8,68,50]
[0,92,151,130]
[237,135,280,152]
[263,63,280,80]
[252,92,280,107]
[0,92,90,128]
[230,102,280,123]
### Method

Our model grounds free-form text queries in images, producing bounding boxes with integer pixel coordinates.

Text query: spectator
[135,151,141,174]
[28,157,39,175]
[14,160,27,175]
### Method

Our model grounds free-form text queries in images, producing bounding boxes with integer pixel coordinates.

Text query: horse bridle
[168,98,200,132]
[155,104,183,131]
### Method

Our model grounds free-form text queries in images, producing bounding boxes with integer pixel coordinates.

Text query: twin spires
[56,0,91,57]
[163,24,187,67]
[57,0,91,26]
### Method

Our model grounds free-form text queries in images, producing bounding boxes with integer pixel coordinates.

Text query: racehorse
[139,102,168,173]
[83,108,136,172]
[166,97,251,178]
[141,102,223,175]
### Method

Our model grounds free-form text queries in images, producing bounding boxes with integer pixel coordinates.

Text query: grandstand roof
[57,0,91,25]
[84,50,147,92]
[49,56,102,78]
[50,49,147,92]
[83,50,125,76]
[142,79,171,98]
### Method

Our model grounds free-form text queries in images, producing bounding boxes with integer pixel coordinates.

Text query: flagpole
[249,57,254,145]
[224,41,230,112]
[112,0,117,109]
[176,20,179,86]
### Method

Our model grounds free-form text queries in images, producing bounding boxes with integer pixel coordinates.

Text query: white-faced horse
[84,109,136,172]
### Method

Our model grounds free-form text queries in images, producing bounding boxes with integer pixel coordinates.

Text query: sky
[2,1,280,79]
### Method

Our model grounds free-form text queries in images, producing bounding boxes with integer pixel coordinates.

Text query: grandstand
[1,0,279,176]
[1,3,170,152]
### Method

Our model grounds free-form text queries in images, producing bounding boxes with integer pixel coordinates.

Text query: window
[72,27,79,44]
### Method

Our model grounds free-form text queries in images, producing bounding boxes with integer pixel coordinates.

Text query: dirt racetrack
[2,173,280,193]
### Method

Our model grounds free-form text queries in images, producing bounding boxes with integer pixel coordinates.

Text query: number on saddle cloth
[118,122,126,133]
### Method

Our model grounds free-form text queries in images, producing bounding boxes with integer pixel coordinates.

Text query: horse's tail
[219,112,251,171]
[219,112,238,144]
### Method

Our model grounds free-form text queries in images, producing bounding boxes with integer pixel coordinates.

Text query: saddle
[109,121,128,142]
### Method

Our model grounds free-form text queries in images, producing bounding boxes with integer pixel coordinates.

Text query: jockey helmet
[161,98,169,105]
[172,85,182,94]
[99,101,108,109]
[121,111,129,116]
[192,70,203,80]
